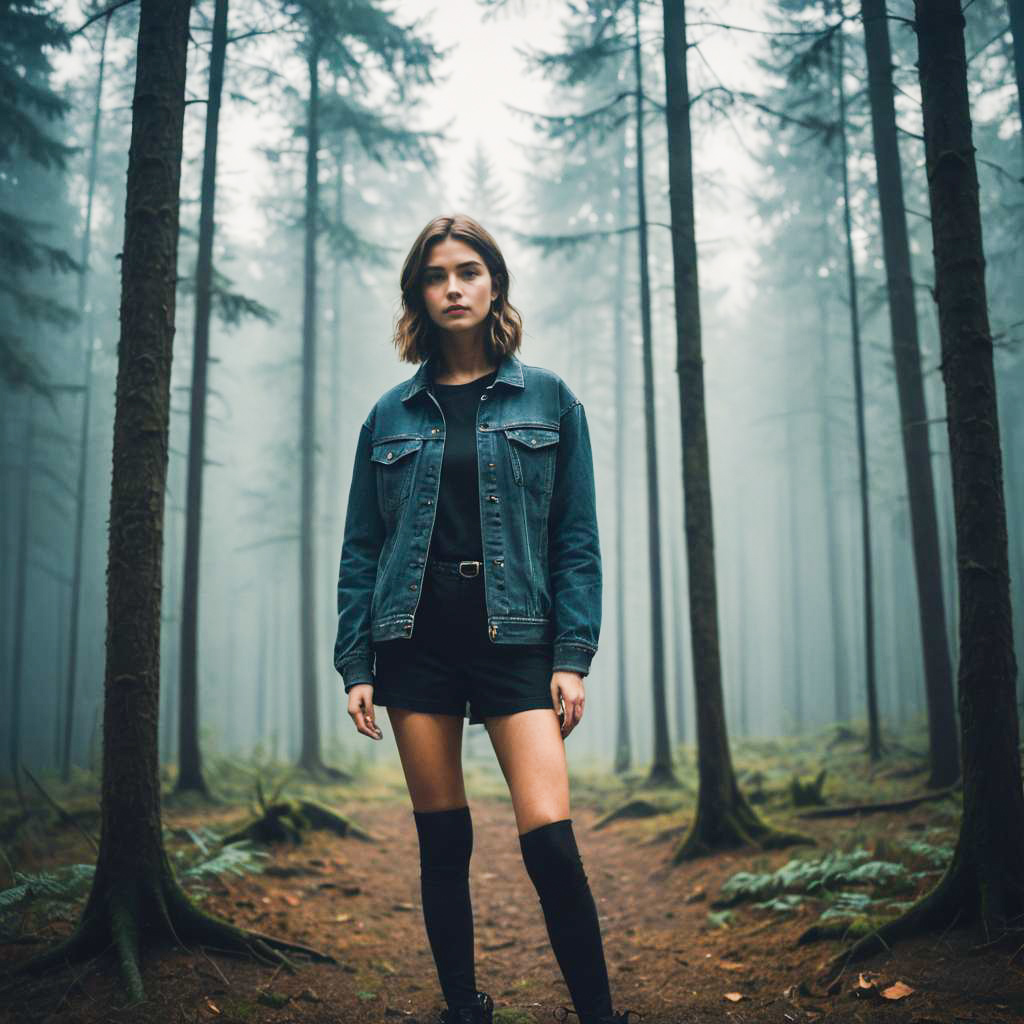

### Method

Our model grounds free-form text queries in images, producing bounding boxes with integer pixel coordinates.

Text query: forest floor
[1,723,1023,1024]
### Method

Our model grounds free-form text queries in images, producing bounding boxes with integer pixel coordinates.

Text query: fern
[0,864,95,913]
[180,841,268,881]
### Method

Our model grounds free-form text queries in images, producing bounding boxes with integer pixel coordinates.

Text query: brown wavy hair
[394,214,523,364]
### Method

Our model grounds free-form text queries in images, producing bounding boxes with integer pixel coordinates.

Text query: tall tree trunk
[784,395,804,734]
[632,0,674,788]
[835,0,881,759]
[612,129,632,775]
[176,0,229,796]
[17,2,324,1000]
[814,283,849,723]
[63,10,110,783]
[662,0,806,856]
[861,0,959,786]
[671,492,688,744]
[1009,0,1024,150]
[327,145,345,752]
[297,26,330,775]
[8,400,34,803]
[832,0,1023,970]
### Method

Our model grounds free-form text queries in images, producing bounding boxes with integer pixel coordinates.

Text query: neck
[433,331,497,381]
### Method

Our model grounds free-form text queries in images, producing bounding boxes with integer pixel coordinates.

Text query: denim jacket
[334,351,601,693]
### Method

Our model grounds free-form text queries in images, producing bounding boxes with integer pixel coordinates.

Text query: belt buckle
[458,560,480,578]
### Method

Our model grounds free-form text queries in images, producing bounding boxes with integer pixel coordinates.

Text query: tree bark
[17,1,329,999]
[835,0,880,760]
[612,128,633,776]
[297,24,331,776]
[632,0,675,788]
[828,0,1023,971]
[662,0,807,856]
[8,399,33,804]
[62,10,110,783]
[1009,0,1024,149]
[861,0,959,786]
[176,0,229,796]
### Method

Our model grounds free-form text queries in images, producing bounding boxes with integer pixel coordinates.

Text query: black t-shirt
[426,366,499,562]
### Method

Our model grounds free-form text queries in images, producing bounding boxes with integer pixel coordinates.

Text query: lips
[444,306,468,314]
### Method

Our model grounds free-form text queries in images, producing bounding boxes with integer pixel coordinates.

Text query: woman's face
[420,236,498,339]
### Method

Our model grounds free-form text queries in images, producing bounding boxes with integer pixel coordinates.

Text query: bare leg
[485,707,613,1023]
[387,706,467,811]
[388,707,480,1014]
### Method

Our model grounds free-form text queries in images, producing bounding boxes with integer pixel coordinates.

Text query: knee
[518,818,588,898]
[414,805,473,879]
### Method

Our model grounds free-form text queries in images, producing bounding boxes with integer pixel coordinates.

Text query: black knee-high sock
[519,818,613,1020]
[413,806,478,1011]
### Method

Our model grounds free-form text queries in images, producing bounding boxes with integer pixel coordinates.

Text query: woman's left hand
[551,670,585,738]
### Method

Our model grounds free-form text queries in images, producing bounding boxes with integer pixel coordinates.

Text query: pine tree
[826,0,1024,973]
[0,0,80,390]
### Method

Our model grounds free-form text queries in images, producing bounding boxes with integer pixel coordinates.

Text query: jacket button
[409,583,418,591]
[480,423,488,430]
[488,462,495,468]
[431,427,438,434]
[386,451,394,460]
[487,495,499,502]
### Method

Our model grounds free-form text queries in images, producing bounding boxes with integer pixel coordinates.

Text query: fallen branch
[795,785,958,820]
[21,766,99,852]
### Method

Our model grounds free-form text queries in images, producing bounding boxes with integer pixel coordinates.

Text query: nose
[447,276,461,299]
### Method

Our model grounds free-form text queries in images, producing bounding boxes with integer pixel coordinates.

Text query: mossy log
[221,800,373,846]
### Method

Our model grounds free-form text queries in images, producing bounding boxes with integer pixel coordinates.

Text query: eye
[464,268,478,278]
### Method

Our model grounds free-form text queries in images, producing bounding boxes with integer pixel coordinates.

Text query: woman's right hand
[348,684,383,740]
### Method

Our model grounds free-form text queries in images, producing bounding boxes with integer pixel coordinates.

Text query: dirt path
[3,788,1023,1024]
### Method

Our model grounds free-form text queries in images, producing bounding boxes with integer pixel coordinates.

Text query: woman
[334,214,639,1024]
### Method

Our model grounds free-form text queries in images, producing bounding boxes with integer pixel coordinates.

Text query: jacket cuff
[552,643,595,677]
[337,652,374,693]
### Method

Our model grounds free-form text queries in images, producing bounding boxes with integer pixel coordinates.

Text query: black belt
[427,558,484,578]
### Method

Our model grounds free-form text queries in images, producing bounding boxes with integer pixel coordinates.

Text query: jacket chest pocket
[504,427,559,497]
[371,437,422,512]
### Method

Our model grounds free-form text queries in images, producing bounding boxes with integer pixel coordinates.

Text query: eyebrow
[423,260,484,272]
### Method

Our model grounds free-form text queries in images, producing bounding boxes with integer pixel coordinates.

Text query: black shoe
[552,1006,643,1024]
[438,990,494,1024]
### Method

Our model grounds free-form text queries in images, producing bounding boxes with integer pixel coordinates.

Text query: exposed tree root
[645,762,683,788]
[795,784,958,820]
[222,799,372,846]
[818,848,1024,985]
[672,797,814,863]
[12,866,336,1005]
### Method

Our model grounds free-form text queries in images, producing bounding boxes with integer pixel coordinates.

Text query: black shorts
[371,560,555,725]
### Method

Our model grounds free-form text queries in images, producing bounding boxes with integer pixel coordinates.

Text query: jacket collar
[401,349,525,403]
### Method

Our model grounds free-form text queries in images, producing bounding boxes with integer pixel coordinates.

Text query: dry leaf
[335,912,351,922]
[724,992,745,1002]
[205,997,222,1015]
[881,981,913,1001]
[718,960,746,971]
[856,973,876,990]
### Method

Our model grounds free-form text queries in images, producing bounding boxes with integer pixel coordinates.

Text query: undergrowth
[712,832,953,940]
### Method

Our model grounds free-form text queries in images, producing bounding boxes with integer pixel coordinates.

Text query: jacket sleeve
[548,399,602,676]
[334,417,385,693]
